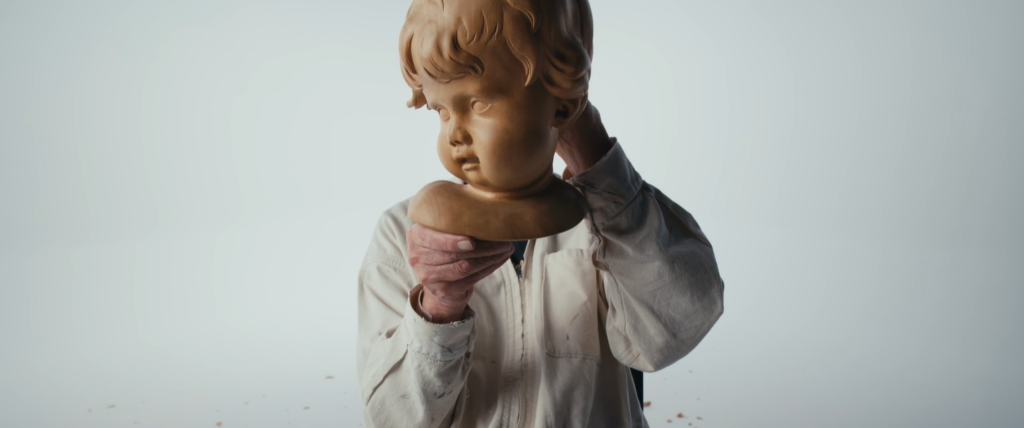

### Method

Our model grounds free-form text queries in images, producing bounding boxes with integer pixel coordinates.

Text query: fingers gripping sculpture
[401,0,594,241]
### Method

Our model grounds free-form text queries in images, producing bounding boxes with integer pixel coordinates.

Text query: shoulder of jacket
[375,198,414,237]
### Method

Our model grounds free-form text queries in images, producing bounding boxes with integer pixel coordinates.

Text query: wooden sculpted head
[400,0,594,241]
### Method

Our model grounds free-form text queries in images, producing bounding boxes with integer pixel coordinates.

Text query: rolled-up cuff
[403,284,477,361]
[568,139,644,227]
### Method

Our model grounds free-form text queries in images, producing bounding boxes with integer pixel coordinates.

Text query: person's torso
[453,221,646,428]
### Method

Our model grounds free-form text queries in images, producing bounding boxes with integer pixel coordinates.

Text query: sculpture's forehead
[417,44,527,100]
[418,69,509,104]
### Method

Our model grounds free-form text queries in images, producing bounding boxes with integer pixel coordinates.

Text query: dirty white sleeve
[570,140,726,372]
[357,211,476,428]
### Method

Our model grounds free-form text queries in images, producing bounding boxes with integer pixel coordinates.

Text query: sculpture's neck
[467,169,555,201]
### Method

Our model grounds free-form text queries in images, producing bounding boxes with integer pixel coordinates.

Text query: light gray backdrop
[1,1,1021,427]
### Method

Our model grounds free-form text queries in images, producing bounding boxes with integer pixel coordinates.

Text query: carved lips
[459,157,480,171]
[454,148,480,171]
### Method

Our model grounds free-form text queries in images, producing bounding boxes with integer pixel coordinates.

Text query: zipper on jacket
[514,239,534,428]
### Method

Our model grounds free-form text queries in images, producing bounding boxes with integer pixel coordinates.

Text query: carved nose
[447,124,472,147]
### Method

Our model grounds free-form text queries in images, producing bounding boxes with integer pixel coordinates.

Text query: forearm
[571,144,724,371]
[597,188,724,371]
[358,210,477,427]
[362,336,472,428]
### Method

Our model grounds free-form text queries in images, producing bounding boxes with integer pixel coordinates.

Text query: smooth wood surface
[398,0,594,241]
[408,175,587,241]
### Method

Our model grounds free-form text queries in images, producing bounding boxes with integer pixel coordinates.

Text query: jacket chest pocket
[538,249,602,361]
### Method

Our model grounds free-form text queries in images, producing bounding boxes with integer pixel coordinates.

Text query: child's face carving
[418,45,563,194]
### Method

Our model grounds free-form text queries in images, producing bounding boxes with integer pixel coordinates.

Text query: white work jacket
[357,142,725,427]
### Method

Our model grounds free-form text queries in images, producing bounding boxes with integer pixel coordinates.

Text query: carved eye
[436,107,451,120]
[471,100,491,113]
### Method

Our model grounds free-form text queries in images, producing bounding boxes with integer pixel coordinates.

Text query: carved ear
[552,95,588,129]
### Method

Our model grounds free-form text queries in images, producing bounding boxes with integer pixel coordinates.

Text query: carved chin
[441,161,466,181]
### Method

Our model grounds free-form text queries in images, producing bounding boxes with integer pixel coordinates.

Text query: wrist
[420,290,468,324]
[557,103,614,174]
[559,139,613,174]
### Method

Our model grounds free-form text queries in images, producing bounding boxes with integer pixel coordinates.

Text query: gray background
[1,1,1021,427]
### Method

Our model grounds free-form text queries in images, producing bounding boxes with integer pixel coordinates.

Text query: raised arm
[559,104,725,372]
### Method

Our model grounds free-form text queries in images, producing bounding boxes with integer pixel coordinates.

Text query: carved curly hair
[399,0,593,109]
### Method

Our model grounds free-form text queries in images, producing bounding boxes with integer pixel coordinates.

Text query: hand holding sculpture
[407,224,513,323]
